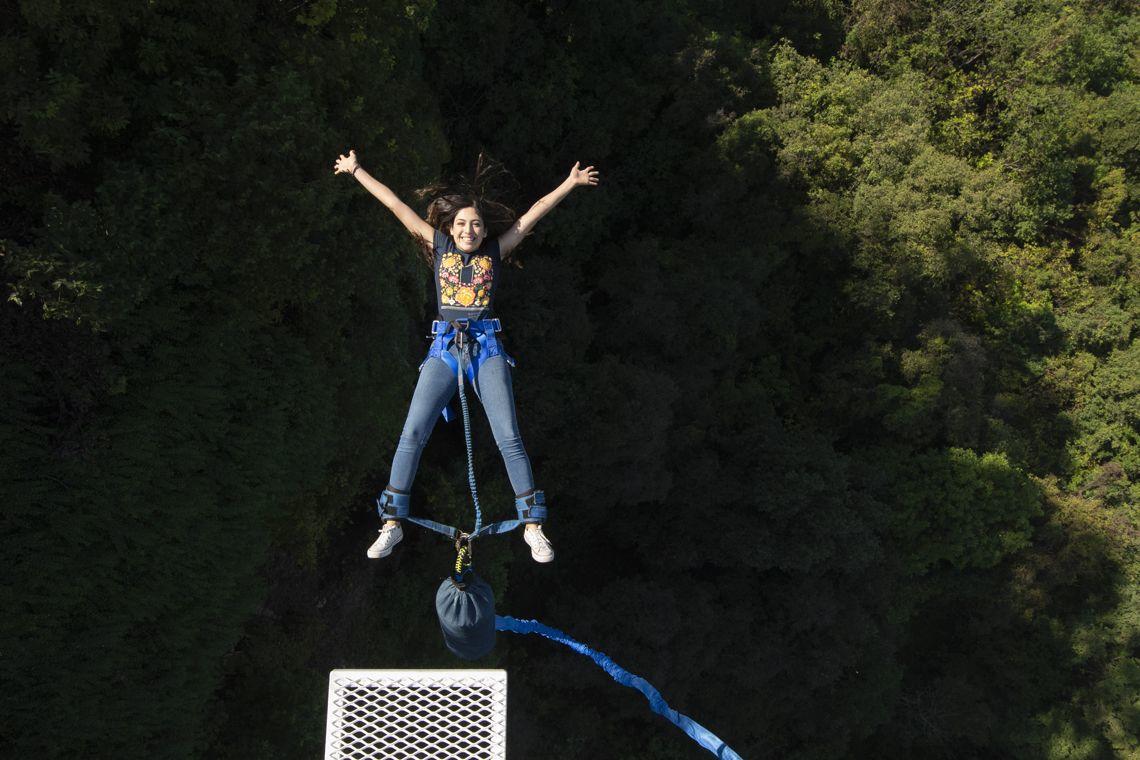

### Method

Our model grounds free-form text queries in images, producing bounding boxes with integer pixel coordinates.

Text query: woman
[332,149,599,563]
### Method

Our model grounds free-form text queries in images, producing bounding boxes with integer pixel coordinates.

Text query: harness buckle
[451,319,471,350]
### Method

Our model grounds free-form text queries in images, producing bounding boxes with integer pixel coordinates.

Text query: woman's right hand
[333,149,360,175]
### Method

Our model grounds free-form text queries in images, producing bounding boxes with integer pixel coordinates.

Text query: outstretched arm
[333,149,434,245]
[498,162,600,258]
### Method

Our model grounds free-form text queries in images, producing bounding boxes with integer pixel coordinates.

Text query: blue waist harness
[424,318,515,423]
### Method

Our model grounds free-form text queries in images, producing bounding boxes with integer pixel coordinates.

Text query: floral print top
[433,228,501,321]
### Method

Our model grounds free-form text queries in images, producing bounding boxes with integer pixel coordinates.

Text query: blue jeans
[388,346,535,496]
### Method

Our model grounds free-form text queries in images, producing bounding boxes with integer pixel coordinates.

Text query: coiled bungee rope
[453,328,483,535]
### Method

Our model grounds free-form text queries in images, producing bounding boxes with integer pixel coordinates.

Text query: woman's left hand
[567,161,599,187]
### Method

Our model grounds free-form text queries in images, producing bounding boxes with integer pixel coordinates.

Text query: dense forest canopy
[2,1,1138,757]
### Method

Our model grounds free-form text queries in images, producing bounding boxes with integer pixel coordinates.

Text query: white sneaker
[367,523,403,559]
[523,525,555,563]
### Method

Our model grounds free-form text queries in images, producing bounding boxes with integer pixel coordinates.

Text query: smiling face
[450,206,486,253]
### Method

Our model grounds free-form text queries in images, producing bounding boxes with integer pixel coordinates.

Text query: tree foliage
[3,1,1138,758]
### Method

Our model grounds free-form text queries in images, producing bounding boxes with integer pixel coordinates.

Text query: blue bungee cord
[496,616,744,759]
[435,322,744,759]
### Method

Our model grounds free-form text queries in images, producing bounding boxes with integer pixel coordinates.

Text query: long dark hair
[412,152,520,267]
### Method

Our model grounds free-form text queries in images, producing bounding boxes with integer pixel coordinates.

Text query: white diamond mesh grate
[324,669,507,760]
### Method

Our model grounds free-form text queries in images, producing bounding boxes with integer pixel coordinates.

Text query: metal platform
[324,669,508,759]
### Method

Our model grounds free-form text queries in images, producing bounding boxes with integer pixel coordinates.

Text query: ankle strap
[376,488,411,520]
[514,491,547,523]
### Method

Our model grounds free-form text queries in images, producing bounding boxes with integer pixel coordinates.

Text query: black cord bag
[435,570,496,660]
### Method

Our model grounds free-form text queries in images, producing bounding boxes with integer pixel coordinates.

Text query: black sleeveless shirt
[432,228,501,322]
